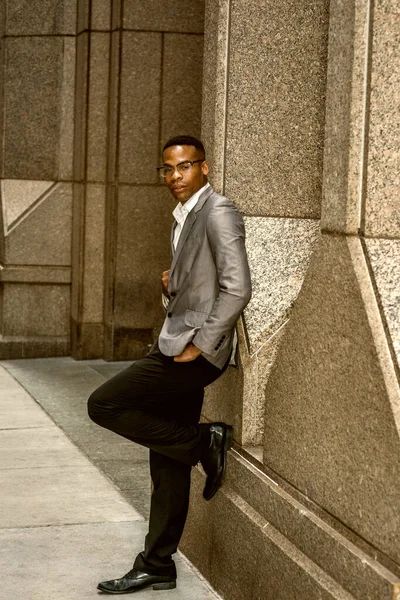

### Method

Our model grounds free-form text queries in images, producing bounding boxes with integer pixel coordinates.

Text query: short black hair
[163,135,205,157]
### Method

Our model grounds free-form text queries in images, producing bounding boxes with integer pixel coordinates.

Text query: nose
[170,166,183,181]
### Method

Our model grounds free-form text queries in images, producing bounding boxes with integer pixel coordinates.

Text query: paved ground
[0,358,219,600]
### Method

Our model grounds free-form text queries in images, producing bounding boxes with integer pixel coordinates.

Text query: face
[162,145,209,203]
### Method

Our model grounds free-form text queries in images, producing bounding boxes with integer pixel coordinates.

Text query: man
[88,135,252,594]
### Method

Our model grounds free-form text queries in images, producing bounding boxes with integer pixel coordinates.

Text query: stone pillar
[0,0,76,358]
[181,0,400,598]
[71,0,205,360]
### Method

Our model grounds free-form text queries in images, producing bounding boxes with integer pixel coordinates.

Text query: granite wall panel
[1,180,54,232]
[201,0,229,193]
[263,234,400,563]
[243,216,320,353]
[5,0,77,35]
[118,32,162,184]
[224,0,329,217]
[59,37,76,181]
[364,10,400,237]
[82,184,106,322]
[2,283,70,337]
[365,238,400,365]
[5,184,72,266]
[113,185,173,329]
[161,33,204,144]
[123,0,205,33]
[86,33,110,182]
[3,37,64,180]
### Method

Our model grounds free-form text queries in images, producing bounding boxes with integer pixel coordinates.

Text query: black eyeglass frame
[156,159,204,178]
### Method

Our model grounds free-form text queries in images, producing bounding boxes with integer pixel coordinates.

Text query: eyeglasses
[156,160,204,178]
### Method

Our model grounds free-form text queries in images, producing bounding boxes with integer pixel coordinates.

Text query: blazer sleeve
[192,199,252,357]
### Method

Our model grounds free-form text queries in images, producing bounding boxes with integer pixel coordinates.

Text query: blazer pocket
[184,309,209,328]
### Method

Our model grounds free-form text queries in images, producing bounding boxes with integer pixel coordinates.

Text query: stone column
[0,0,76,358]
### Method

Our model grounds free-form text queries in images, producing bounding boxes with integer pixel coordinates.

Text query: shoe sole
[204,425,233,501]
[97,580,176,594]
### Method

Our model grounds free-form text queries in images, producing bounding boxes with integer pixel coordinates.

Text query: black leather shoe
[200,422,233,501]
[97,568,176,594]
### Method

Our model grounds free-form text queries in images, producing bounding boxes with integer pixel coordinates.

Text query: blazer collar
[169,185,214,276]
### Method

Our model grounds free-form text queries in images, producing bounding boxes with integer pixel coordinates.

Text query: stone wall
[0,0,205,360]
[181,1,400,598]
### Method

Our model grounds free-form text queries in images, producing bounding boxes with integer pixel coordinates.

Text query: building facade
[1,1,399,598]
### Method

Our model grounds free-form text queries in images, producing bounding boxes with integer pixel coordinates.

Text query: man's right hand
[161,269,170,297]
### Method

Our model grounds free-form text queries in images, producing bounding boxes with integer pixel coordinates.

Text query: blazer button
[222,334,226,339]
[214,346,219,351]
[167,312,172,318]
[170,291,176,297]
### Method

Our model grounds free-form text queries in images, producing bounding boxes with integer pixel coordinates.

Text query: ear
[202,160,209,176]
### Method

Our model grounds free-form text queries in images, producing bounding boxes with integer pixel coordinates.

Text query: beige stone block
[86,33,110,182]
[119,32,162,184]
[365,238,400,365]
[225,452,400,600]
[161,34,204,144]
[364,11,400,237]
[3,283,70,337]
[243,216,320,353]
[70,321,104,360]
[1,179,53,232]
[59,37,76,181]
[106,31,121,182]
[113,185,173,328]
[5,183,72,266]
[123,1,204,33]
[263,234,400,563]
[180,467,213,581]
[0,266,71,284]
[224,0,329,217]
[3,38,64,180]
[202,361,244,442]
[73,33,89,182]
[201,0,230,193]
[0,337,69,360]
[82,184,106,321]
[376,0,400,14]
[5,0,77,35]
[321,0,369,233]
[91,0,111,30]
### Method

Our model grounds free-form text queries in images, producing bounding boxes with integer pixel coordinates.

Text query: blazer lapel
[169,185,214,277]
[169,209,197,276]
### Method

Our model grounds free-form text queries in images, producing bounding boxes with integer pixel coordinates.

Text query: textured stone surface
[364,11,400,237]
[86,33,110,182]
[263,234,400,563]
[366,238,400,364]
[59,37,76,180]
[226,452,400,600]
[5,183,72,265]
[1,179,54,232]
[114,185,173,329]
[224,0,329,217]
[201,0,229,193]
[3,37,64,180]
[243,216,320,353]
[3,283,70,337]
[123,0,205,32]
[119,32,162,184]
[91,0,111,29]
[5,0,77,34]
[73,33,89,182]
[82,184,106,321]
[321,0,369,233]
[161,33,204,144]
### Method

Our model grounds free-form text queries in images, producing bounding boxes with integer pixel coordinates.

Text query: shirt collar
[172,182,210,223]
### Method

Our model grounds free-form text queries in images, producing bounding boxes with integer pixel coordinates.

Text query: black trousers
[87,343,225,576]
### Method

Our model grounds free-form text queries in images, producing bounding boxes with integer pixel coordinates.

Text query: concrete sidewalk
[0,362,219,600]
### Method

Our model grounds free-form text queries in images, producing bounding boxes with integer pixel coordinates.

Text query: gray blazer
[158,185,252,369]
